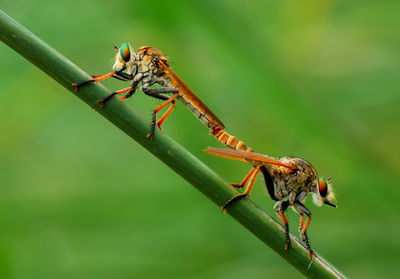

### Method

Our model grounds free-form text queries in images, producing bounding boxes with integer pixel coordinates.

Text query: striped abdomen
[166,74,225,132]
[177,93,222,131]
[212,129,253,152]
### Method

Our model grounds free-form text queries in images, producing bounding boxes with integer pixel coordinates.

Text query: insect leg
[143,87,180,138]
[113,65,136,81]
[119,89,138,100]
[299,214,304,231]
[294,201,315,259]
[143,87,179,95]
[112,72,133,81]
[156,101,176,130]
[260,165,278,201]
[98,80,140,106]
[112,75,128,81]
[231,167,257,188]
[221,166,261,213]
[72,66,127,91]
[275,201,293,250]
[146,92,180,139]
[143,93,170,101]
[97,86,136,107]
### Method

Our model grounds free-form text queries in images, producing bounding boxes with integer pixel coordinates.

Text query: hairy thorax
[267,157,318,203]
[136,46,173,88]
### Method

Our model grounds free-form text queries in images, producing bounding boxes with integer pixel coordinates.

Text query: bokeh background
[1,1,399,278]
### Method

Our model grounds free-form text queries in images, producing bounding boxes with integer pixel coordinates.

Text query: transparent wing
[160,61,225,129]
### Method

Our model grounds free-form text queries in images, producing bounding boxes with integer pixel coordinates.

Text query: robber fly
[204,147,336,259]
[73,43,225,138]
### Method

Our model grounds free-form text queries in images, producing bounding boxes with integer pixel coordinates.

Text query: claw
[231,183,244,188]
[72,83,79,91]
[97,100,104,108]
[220,193,248,215]
[284,243,294,250]
[72,79,95,91]
[146,133,154,140]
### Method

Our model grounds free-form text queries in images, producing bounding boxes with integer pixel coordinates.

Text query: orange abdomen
[168,77,224,131]
[212,129,252,152]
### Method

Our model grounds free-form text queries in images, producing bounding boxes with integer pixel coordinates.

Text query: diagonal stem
[0,10,346,278]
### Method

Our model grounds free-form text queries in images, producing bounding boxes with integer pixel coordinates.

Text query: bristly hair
[312,192,323,207]
[326,181,336,202]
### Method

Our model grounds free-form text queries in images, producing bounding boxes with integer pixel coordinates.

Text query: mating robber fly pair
[73,42,336,259]
[72,43,224,139]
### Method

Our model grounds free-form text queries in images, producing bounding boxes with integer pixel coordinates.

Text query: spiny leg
[299,214,304,232]
[231,167,257,188]
[275,201,293,250]
[145,89,179,139]
[302,215,314,259]
[97,86,136,107]
[221,166,261,213]
[294,201,315,259]
[118,80,140,101]
[147,95,178,139]
[72,72,114,91]
[156,101,176,130]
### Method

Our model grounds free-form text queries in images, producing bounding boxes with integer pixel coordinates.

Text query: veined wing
[160,61,225,130]
[204,147,295,170]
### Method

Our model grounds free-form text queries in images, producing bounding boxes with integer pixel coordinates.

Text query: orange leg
[147,93,179,139]
[302,215,311,234]
[221,166,261,213]
[276,210,287,223]
[299,214,304,231]
[156,101,176,130]
[275,203,293,250]
[91,72,117,82]
[152,93,179,112]
[295,202,315,259]
[231,168,257,188]
[97,86,135,107]
[294,201,315,259]
[302,214,315,259]
[72,71,117,91]
[115,87,134,95]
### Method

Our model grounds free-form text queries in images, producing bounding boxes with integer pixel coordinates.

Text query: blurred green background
[1,1,399,278]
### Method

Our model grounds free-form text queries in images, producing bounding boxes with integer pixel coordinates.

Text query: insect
[204,147,336,259]
[72,43,224,139]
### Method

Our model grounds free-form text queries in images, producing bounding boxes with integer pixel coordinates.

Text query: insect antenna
[111,42,119,50]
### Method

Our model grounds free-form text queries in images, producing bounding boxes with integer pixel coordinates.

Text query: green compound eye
[120,43,131,62]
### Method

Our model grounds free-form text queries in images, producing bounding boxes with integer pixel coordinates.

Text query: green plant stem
[0,10,346,278]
